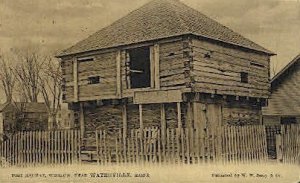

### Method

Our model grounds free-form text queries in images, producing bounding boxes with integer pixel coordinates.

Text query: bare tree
[39,57,63,129]
[14,52,44,102]
[0,55,15,103]
[271,56,279,78]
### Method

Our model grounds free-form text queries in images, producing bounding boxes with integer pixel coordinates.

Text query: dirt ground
[0,162,299,183]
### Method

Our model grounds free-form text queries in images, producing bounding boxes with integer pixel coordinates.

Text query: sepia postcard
[0,0,299,182]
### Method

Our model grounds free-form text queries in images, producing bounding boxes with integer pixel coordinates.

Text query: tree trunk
[48,114,56,130]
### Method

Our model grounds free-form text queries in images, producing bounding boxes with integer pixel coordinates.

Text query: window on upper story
[128,46,151,88]
[240,72,249,83]
[88,76,100,84]
[77,57,94,62]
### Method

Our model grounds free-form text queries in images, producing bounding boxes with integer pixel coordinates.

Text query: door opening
[128,47,151,88]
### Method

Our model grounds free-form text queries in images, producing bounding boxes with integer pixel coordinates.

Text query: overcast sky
[1,0,300,75]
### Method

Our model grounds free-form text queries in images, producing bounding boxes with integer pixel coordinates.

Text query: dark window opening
[241,72,249,83]
[280,117,297,125]
[250,62,265,68]
[128,47,151,88]
[61,84,66,92]
[88,76,100,84]
[183,51,190,58]
[61,68,66,75]
[78,57,94,62]
[60,61,65,67]
[62,94,66,101]
[168,52,175,57]
[204,52,211,59]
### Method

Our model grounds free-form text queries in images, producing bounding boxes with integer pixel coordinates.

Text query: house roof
[271,54,300,88]
[14,102,48,113]
[57,0,274,57]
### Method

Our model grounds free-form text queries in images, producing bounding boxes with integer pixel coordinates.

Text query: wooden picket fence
[276,124,300,164]
[1,124,298,167]
[265,125,281,159]
[0,130,81,167]
[94,125,268,165]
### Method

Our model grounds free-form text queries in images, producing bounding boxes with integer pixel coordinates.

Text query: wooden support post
[154,44,160,89]
[125,52,131,89]
[187,102,193,129]
[193,102,199,129]
[116,50,122,98]
[150,46,155,88]
[73,59,78,102]
[139,104,143,130]
[79,103,85,138]
[177,102,182,129]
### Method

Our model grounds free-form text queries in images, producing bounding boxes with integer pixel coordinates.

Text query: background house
[57,0,274,144]
[0,102,48,135]
[263,54,300,125]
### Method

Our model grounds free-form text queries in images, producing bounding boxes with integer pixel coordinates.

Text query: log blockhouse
[57,0,274,143]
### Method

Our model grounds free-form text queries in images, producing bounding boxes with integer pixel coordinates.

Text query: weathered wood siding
[78,52,117,100]
[263,63,300,116]
[84,105,122,139]
[61,58,74,102]
[222,104,261,125]
[62,38,191,102]
[191,38,270,98]
[159,40,189,89]
[165,103,178,128]
[263,116,281,126]
[62,51,117,102]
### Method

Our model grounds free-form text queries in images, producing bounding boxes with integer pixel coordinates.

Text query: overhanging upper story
[57,0,274,105]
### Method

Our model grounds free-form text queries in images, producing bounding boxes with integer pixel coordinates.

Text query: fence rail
[0,130,81,167]
[94,125,268,165]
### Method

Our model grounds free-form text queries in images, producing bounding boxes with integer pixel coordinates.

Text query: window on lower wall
[280,117,297,125]
[88,76,100,84]
[128,46,151,88]
[240,72,249,83]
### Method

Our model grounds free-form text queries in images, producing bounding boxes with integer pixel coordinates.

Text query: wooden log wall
[78,52,117,100]
[61,51,118,102]
[191,38,271,98]
[61,59,74,102]
[223,105,261,126]
[84,105,123,140]
[159,39,190,89]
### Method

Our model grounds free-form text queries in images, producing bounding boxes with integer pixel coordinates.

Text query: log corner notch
[73,58,79,102]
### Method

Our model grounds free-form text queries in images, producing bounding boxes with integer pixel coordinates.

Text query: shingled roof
[58,0,274,57]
